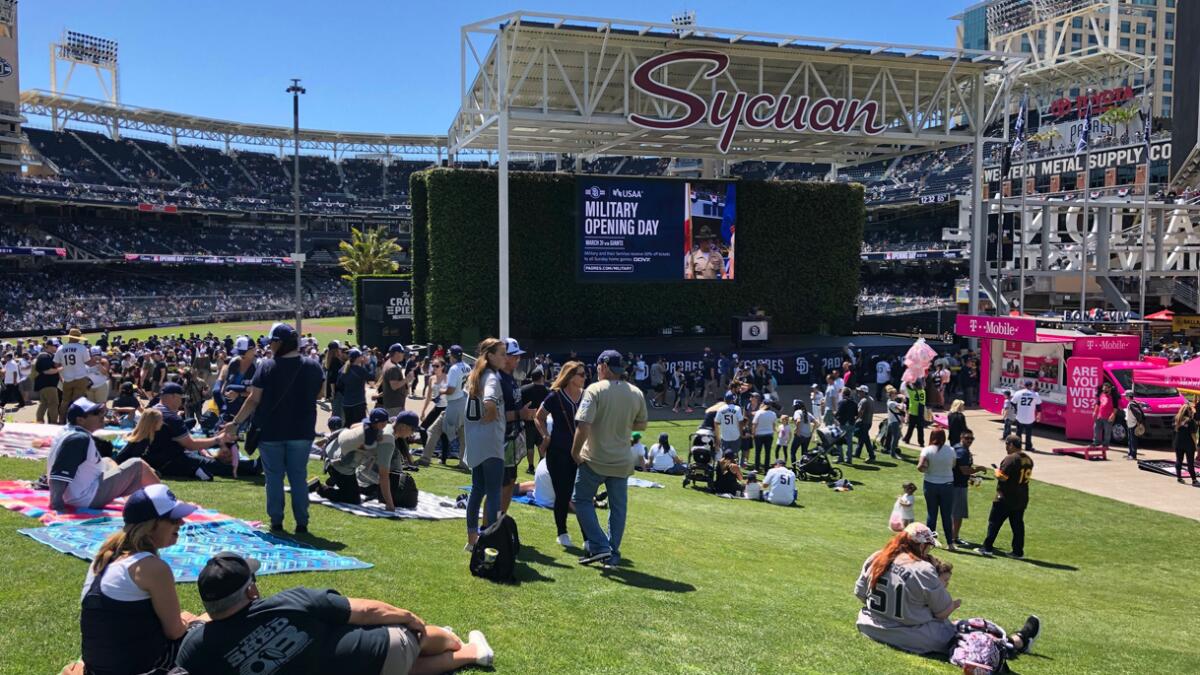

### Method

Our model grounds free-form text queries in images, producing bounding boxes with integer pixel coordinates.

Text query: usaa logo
[584,185,605,199]
[0,58,11,78]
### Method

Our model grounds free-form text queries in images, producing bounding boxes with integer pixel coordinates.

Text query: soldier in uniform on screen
[685,236,724,280]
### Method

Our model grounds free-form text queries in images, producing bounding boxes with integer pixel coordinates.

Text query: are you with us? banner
[577,176,736,282]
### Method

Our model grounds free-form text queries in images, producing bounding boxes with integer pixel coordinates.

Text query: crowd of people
[0,269,350,333]
[858,281,956,316]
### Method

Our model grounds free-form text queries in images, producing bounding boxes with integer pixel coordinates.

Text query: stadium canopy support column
[969,72,986,325]
[497,28,510,339]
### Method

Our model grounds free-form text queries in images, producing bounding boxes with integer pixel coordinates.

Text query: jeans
[572,462,629,559]
[466,457,504,535]
[330,391,344,420]
[36,386,60,424]
[1017,422,1034,451]
[789,434,811,464]
[1092,419,1112,447]
[886,422,901,457]
[753,434,773,471]
[923,480,955,539]
[982,500,1026,556]
[854,422,876,461]
[259,439,312,528]
[836,423,857,463]
[1126,428,1138,459]
[1001,418,1013,440]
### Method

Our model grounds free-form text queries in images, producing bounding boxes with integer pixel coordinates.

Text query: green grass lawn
[0,421,1194,674]
[69,316,356,344]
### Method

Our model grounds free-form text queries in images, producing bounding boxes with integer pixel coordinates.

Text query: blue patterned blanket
[19,519,371,582]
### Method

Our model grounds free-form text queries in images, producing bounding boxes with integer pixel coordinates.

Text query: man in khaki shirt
[572,350,648,568]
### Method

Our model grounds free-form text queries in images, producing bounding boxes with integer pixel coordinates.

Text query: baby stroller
[682,428,717,491]
[793,425,844,481]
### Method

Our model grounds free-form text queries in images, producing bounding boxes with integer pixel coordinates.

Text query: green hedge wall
[416,168,863,344]
[408,172,430,344]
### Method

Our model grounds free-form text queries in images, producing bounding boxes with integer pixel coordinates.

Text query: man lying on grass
[176,552,494,674]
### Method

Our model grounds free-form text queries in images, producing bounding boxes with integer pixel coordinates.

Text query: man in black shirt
[834,389,858,464]
[519,369,550,474]
[980,434,1035,558]
[147,383,261,480]
[178,552,494,674]
[34,341,62,424]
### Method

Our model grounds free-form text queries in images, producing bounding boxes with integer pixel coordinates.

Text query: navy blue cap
[597,349,625,373]
[269,323,297,342]
[392,410,420,428]
[327,416,344,431]
[367,408,390,425]
[724,391,736,403]
[388,343,405,354]
[658,432,669,442]
[66,396,105,422]
[161,382,185,395]
[347,348,363,361]
[449,345,464,356]
[123,484,197,525]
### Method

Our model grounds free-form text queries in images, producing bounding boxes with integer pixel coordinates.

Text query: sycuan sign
[628,50,886,153]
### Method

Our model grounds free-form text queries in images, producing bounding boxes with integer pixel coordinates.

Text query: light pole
[287,78,306,334]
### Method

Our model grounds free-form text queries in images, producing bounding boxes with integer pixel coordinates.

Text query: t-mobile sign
[1065,357,1103,440]
[954,314,1037,342]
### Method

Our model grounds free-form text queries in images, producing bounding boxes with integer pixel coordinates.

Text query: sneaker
[685,407,694,413]
[556,533,573,547]
[602,554,621,569]
[306,478,322,493]
[978,548,995,557]
[1013,615,1041,653]
[525,466,535,475]
[468,630,494,667]
[954,538,970,547]
[1009,552,1024,560]
[269,521,285,532]
[295,525,309,534]
[578,551,611,566]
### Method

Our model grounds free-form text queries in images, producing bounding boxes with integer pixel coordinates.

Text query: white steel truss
[449,11,1025,166]
[21,89,454,157]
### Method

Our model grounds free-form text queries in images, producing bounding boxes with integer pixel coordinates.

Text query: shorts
[653,382,665,393]
[720,439,740,455]
[953,486,969,519]
[379,626,421,675]
[90,459,151,508]
[524,422,542,449]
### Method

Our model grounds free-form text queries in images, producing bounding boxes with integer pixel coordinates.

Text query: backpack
[469,514,521,583]
[393,471,419,510]
[950,618,1009,674]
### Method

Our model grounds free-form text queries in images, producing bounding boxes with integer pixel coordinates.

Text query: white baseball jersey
[717,404,745,442]
[1010,388,1041,425]
[762,466,796,505]
[55,343,92,382]
[444,361,470,401]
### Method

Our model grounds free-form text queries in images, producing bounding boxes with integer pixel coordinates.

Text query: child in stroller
[682,428,717,490]
[793,424,845,481]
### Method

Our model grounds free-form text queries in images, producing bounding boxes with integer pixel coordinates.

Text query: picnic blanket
[306,491,464,520]
[628,477,665,488]
[0,422,59,460]
[512,493,552,509]
[18,518,371,581]
[0,480,241,526]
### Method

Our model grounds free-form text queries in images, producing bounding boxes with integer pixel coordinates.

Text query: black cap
[269,323,297,342]
[197,552,261,615]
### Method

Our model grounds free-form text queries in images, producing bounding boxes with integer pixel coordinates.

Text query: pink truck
[957,315,1185,442]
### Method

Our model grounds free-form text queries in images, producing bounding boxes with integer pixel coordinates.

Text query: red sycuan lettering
[1046,86,1135,120]
[628,50,885,153]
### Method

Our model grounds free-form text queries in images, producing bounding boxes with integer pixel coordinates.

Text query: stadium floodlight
[61,30,118,66]
[287,78,306,334]
[670,10,695,36]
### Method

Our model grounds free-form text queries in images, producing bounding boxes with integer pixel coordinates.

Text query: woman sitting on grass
[113,407,163,464]
[713,449,744,495]
[70,485,204,675]
[854,523,1041,658]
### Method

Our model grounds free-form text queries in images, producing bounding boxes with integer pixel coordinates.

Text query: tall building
[953,0,1178,117]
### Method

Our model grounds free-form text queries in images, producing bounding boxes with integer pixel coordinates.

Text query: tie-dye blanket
[0,480,237,525]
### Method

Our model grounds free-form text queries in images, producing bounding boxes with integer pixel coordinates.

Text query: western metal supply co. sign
[628,50,886,153]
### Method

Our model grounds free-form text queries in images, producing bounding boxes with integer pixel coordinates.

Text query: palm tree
[337,227,403,281]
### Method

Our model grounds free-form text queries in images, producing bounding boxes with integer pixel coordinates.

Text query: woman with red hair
[853,523,1041,657]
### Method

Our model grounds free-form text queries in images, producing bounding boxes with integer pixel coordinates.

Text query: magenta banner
[1065,357,1103,440]
[954,314,1037,342]
[1071,335,1140,360]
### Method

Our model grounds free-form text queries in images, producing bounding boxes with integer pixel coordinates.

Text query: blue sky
[19,1,968,135]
